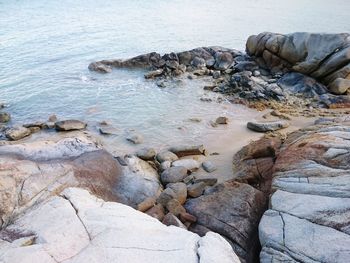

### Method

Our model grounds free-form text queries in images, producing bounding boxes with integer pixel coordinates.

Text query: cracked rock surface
[259,118,350,262]
[0,187,240,263]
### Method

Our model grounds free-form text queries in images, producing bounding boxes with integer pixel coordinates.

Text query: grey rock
[156,151,179,163]
[202,161,217,173]
[55,120,87,131]
[88,62,112,73]
[247,120,289,132]
[172,159,200,172]
[160,166,188,185]
[136,148,156,161]
[0,112,11,123]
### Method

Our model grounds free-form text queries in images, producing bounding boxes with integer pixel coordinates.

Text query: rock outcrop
[0,187,240,263]
[259,118,350,262]
[246,32,350,94]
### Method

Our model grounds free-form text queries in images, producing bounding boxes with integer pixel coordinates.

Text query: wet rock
[162,213,187,229]
[144,69,163,79]
[88,61,112,73]
[202,161,217,173]
[187,182,206,198]
[247,120,289,132]
[215,116,228,125]
[136,147,156,161]
[160,166,188,185]
[191,57,206,69]
[126,133,143,144]
[55,120,87,131]
[0,112,11,123]
[156,151,179,163]
[5,126,31,140]
[214,52,234,70]
[185,181,266,262]
[172,159,200,172]
[99,126,119,135]
[169,145,205,157]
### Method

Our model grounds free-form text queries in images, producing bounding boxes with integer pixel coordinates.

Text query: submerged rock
[55,120,87,131]
[0,112,11,123]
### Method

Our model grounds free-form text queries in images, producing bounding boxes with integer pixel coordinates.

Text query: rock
[5,126,31,140]
[23,122,44,129]
[167,182,187,204]
[202,161,217,173]
[259,121,350,261]
[48,114,57,122]
[193,177,218,186]
[136,147,156,161]
[172,159,200,172]
[159,160,172,171]
[0,187,239,262]
[187,182,206,198]
[145,204,165,221]
[329,78,350,94]
[179,212,197,223]
[215,116,228,125]
[99,126,119,135]
[214,52,234,70]
[126,133,143,144]
[118,155,162,208]
[253,70,261,77]
[247,120,289,132]
[246,32,350,92]
[165,199,186,216]
[169,145,205,157]
[88,61,112,73]
[185,181,266,262]
[212,70,221,79]
[270,110,291,120]
[0,112,11,123]
[137,196,156,212]
[144,69,163,79]
[162,213,187,229]
[156,151,179,163]
[191,57,206,69]
[55,120,87,131]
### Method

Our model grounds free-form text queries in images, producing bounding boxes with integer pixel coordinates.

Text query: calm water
[1,0,349,148]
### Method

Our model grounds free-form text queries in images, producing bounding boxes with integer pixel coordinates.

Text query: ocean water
[1,0,349,149]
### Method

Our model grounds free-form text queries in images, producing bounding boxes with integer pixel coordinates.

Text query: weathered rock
[160,166,188,185]
[4,126,31,140]
[329,78,350,94]
[169,145,205,157]
[136,147,156,161]
[246,32,350,93]
[185,181,266,262]
[187,182,206,198]
[191,56,206,69]
[172,159,200,172]
[0,187,239,262]
[55,120,87,131]
[0,112,10,123]
[247,120,289,132]
[156,150,179,163]
[259,121,350,262]
[202,161,217,173]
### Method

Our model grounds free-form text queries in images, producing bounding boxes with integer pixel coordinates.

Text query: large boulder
[0,187,240,263]
[259,119,350,262]
[246,32,350,94]
[185,181,266,263]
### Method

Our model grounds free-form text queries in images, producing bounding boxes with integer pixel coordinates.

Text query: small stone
[156,151,179,163]
[99,126,119,135]
[159,161,171,171]
[167,182,187,205]
[215,116,228,125]
[5,126,31,141]
[145,204,165,221]
[55,120,87,131]
[172,159,200,172]
[187,182,206,198]
[212,71,221,79]
[169,145,205,157]
[156,188,174,207]
[165,199,186,216]
[202,161,217,173]
[136,148,156,161]
[137,197,156,212]
[188,118,202,123]
[160,166,188,185]
[28,126,41,134]
[0,112,11,123]
[183,175,195,184]
[162,213,187,229]
[126,133,143,144]
[179,212,197,223]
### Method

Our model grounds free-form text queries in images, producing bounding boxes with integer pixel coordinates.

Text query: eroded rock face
[259,119,350,262]
[185,181,266,263]
[0,187,240,263]
[246,32,350,94]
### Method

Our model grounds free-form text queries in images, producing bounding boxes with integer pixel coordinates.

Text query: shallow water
[1,0,349,151]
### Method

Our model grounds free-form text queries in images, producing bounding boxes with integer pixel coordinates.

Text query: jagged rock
[0,187,240,263]
[5,126,31,140]
[0,112,11,123]
[247,120,289,132]
[55,120,87,131]
[246,32,350,93]
[259,121,350,262]
[185,181,266,262]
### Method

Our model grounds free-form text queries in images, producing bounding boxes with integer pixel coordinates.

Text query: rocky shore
[1,32,349,263]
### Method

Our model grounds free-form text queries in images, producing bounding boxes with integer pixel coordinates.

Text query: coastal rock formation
[185,181,266,263]
[259,118,350,262]
[0,187,240,263]
[246,32,350,94]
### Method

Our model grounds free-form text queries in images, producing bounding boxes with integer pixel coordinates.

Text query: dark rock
[191,57,206,69]
[214,52,234,70]
[179,212,197,223]
[165,199,186,216]
[193,177,217,186]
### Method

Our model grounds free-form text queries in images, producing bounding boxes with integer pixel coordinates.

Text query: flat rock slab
[55,120,87,131]
[5,126,31,140]
[0,187,240,263]
[247,120,289,132]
